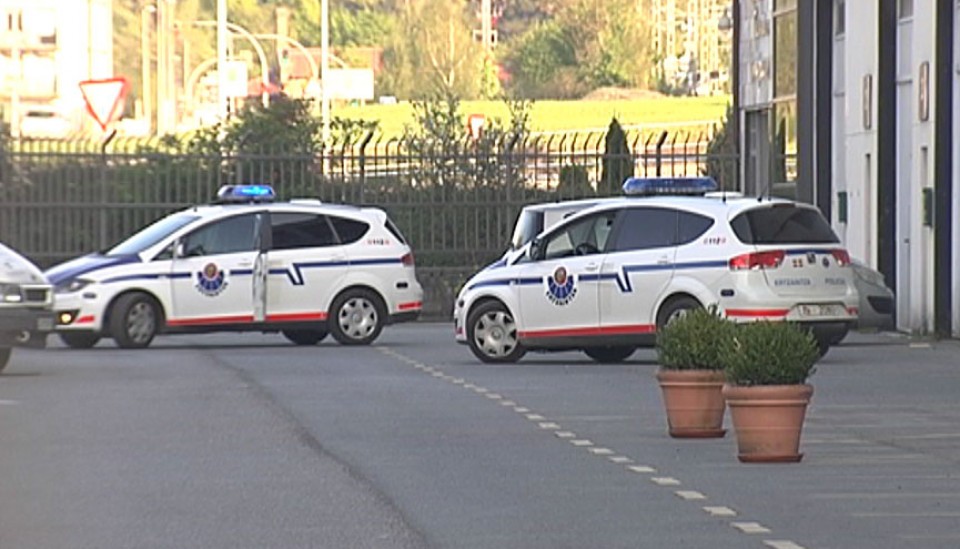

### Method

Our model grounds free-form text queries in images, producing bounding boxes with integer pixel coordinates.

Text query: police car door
[599,206,678,334]
[265,212,345,324]
[169,213,260,326]
[517,210,616,341]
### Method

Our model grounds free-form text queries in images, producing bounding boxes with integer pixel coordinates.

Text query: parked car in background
[0,242,55,373]
[18,106,77,139]
[850,259,895,330]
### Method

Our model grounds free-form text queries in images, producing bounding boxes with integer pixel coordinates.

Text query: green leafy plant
[718,321,820,386]
[656,306,737,371]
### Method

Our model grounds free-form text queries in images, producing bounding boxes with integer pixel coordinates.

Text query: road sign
[78,77,130,131]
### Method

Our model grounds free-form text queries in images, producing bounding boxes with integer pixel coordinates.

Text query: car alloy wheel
[467,301,525,363]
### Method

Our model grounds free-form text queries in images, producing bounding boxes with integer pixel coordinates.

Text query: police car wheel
[466,301,526,363]
[583,346,635,363]
[59,331,101,349]
[0,347,10,373]
[330,289,384,345]
[656,296,702,332]
[110,293,159,349]
[283,329,328,346]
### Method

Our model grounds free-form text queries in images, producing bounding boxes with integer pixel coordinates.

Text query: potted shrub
[718,321,820,463]
[655,306,737,438]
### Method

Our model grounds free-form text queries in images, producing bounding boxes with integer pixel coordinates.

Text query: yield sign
[79,77,131,131]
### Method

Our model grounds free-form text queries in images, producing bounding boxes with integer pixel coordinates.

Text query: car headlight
[0,283,23,303]
[57,278,94,294]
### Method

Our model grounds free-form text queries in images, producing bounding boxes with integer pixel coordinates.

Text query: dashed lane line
[378,347,800,547]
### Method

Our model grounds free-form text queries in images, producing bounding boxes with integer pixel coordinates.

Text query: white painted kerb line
[732,522,772,534]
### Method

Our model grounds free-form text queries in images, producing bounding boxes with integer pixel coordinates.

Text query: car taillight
[831,249,851,267]
[401,252,415,266]
[729,250,785,270]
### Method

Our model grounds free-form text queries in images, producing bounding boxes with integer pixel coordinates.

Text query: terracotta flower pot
[722,384,814,463]
[656,369,727,438]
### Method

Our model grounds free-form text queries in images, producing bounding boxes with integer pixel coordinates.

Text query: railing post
[655,130,668,177]
[99,129,117,250]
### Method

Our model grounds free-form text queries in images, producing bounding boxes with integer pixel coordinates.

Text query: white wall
[840,1,878,267]
[831,5,846,243]
[905,0,936,334]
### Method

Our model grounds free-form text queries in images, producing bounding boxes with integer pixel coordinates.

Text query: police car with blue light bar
[453,177,859,363]
[46,185,423,349]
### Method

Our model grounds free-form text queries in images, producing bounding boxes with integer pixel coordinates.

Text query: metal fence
[0,129,736,317]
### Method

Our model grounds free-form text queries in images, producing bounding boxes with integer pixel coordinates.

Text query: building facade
[0,0,113,135]
[735,0,958,338]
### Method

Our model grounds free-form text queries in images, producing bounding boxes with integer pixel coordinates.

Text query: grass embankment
[336,95,731,139]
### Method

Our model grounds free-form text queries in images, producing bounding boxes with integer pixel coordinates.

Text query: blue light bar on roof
[622,176,719,196]
[216,184,276,203]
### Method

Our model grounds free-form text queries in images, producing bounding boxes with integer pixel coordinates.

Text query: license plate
[797,304,846,317]
[37,317,54,331]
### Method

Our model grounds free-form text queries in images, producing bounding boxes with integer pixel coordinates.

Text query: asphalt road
[1,324,959,549]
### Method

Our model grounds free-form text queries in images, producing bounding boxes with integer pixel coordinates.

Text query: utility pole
[217,0,229,121]
[141,4,155,133]
[320,0,330,144]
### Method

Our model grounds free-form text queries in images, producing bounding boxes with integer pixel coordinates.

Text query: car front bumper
[0,307,55,348]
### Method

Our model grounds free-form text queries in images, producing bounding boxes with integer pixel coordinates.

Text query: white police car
[46,185,423,349]
[454,177,859,363]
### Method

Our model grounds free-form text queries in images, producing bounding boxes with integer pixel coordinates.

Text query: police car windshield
[106,214,202,256]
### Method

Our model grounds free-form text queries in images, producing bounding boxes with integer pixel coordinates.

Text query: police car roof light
[622,177,719,196]
[216,184,276,203]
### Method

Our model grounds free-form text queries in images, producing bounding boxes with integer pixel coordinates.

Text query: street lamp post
[141,4,156,134]
[217,0,229,121]
[320,0,330,144]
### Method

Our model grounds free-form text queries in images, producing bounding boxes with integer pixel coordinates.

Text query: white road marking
[909,342,932,348]
[588,447,614,455]
[570,439,594,447]
[473,387,488,393]
[431,372,445,378]
[675,491,706,500]
[609,456,633,464]
[628,465,657,474]
[703,506,737,517]
[450,378,465,385]
[732,522,771,534]
[764,541,807,549]
[554,431,576,438]
[651,477,681,486]
[514,407,530,413]
[526,413,545,420]
[463,383,477,389]
[486,393,503,400]
[500,400,516,407]
[853,512,960,518]
[538,422,560,429]
[0,399,19,406]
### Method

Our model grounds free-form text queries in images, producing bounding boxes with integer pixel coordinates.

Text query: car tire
[466,301,526,363]
[656,296,702,332]
[0,347,10,373]
[59,331,101,349]
[109,293,160,349]
[329,289,385,345]
[283,329,329,346]
[583,346,635,363]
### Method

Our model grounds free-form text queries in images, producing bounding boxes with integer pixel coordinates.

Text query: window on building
[898,0,914,19]
[773,4,798,98]
[771,101,798,198]
[834,0,845,37]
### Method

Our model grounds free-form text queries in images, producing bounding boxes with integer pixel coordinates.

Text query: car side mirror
[529,238,543,261]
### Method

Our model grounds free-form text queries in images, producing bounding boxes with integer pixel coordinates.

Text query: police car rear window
[731,204,839,244]
[330,216,369,244]
[271,213,337,249]
[384,218,408,245]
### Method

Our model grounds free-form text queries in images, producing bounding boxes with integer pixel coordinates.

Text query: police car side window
[271,213,337,249]
[677,211,714,244]
[611,207,678,251]
[182,214,256,257]
[329,216,369,244]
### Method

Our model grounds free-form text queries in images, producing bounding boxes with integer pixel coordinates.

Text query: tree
[502,21,581,99]
[379,0,488,98]
[600,118,633,195]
